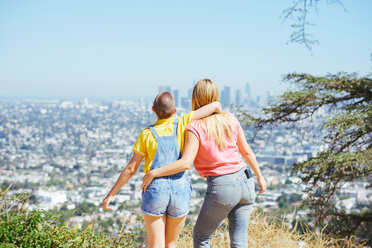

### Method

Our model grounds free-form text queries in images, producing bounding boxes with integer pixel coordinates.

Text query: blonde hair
[192,79,234,150]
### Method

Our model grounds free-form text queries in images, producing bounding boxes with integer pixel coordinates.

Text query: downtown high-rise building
[172,89,179,107]
[235,89,242,106]
[221,86,231,107]
[181,97,191,110]
[267,90,274,104]
[245,83,251,106]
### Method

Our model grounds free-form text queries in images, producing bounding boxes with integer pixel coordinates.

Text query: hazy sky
[0,0,371,101]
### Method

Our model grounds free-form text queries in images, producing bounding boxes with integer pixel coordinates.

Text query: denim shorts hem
[141,208,190,218]
[167,209,190,218]
[141,208,164,217]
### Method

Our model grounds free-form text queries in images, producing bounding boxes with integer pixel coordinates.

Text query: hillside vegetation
[0,188,365,248]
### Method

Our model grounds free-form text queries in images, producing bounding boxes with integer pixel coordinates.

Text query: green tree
[285,178,293,185]
[289,193,302,204]
[75,202,96,216]
[277,194,290,211]
[241,72,372,244]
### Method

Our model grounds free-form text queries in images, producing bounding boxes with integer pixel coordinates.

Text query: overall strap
[149,125,160,141]
[173,118,178,137]
[150,118,179,140]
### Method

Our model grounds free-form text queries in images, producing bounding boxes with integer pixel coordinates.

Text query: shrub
[0,188,140,248]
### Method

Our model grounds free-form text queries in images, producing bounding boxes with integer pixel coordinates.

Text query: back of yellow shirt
[133,111,194,173]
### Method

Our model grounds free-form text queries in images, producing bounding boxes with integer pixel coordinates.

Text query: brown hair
[192,79,234,150]
[153,92,176,119]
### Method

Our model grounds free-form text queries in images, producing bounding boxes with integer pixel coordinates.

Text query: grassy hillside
[0,189,365,248]
[177,213,365,248]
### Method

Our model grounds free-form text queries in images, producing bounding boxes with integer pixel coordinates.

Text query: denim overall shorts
[141,119,192,218]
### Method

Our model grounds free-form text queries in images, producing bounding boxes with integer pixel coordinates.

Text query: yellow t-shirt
[133,111,194,173]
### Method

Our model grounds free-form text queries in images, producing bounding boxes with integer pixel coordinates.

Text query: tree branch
[282,0,347,50]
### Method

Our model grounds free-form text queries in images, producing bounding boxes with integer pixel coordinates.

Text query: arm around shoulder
[192,101,221,120]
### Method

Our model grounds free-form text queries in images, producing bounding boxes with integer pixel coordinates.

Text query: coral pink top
[186,113,246,178]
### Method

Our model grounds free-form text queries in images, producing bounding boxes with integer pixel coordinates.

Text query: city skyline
[0,81,272,109]
[158,82,266,109]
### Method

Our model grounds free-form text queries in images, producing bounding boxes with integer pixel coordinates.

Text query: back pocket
[141,188,168,215]
[242,178,256,204]
[210,183,235,207]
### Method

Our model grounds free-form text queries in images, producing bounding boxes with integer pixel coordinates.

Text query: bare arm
[102,152,143,210]
[141,131,199,191]
[237,124,267,193]
[192,101,221,120]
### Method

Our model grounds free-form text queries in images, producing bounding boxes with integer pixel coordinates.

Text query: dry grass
[177,211,365,248]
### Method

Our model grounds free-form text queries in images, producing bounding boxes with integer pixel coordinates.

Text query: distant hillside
[0,188,365,248]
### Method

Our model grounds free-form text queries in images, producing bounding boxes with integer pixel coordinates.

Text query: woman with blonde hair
[142,79,267,248]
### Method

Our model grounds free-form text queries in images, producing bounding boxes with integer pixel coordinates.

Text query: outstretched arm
[192,101,221,120]
[102,152,143,210]
[141,131,199,191]
[237,125,267,194]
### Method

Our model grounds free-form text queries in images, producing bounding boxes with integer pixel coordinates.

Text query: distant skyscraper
[235,90,242,106]
[221,86,231,107]
[266,90,274,103]
[181,97,191,110]
[245,83,251,105]
[83,97,89,108]
[256,95,264,107]
[172,89,179,107]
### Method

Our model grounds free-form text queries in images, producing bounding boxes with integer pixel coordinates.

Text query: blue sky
[0,0,371,101]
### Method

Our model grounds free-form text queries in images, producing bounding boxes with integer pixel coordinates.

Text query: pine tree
[241,72,372,244]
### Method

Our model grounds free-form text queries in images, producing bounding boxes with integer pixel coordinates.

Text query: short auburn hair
[153,92,176,119]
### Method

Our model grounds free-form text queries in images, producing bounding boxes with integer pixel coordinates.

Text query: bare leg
[165,215,187,248]
[143,214,166,248]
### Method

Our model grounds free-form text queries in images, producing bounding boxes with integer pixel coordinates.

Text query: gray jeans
[193,167,256,248]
